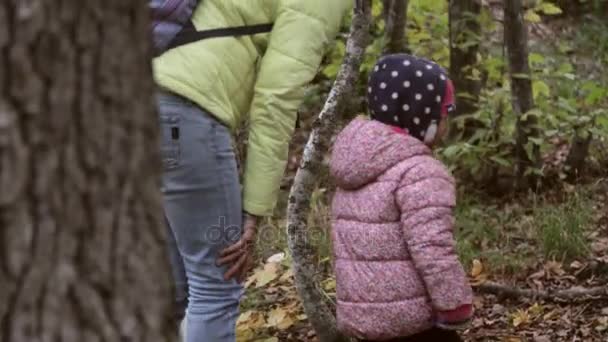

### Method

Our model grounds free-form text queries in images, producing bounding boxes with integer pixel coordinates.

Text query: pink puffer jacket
[330,118,473,340]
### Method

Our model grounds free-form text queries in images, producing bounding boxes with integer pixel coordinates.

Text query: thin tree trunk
[0,1,174,341]
[383,0,409,54]
[286,1,372,341]
[448,0,482,138]
[565,132,592,180]
[504,0,540,188]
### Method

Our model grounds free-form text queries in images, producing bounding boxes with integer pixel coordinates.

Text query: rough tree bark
[0,1,174,341]
[504,0,540,187]
[449,0,482,137]
[383,0,409,54]
[286,1,372,341]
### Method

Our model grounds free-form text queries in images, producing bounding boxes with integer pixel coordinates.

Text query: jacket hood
[329,117,431,190]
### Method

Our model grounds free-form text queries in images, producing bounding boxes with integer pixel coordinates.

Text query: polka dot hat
[367,53,455,143]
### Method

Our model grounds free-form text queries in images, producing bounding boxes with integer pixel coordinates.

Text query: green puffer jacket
[154,0,351,217]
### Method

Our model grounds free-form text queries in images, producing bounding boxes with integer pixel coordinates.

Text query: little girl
[330,54,473,342]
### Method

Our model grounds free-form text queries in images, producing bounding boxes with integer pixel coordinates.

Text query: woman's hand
[217,213,258,282]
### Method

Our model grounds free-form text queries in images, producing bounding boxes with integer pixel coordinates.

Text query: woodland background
[239,1,608,341]
[1,0,607,341]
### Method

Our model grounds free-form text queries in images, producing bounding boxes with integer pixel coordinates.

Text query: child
[330,54,474,342]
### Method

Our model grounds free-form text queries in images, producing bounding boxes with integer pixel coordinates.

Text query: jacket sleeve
[395,157,473,312]
[242,0,351,216]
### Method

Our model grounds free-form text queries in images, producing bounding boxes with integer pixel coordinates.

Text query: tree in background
[504,0,541,187]
[0,1,174,341]
[383,0,410,54]
[448,0,482,137]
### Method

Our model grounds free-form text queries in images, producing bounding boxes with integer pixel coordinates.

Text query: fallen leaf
[267,308,287,327]
[256,338,278,342]
[266,307,295,330]
[491,304,507,316]
[591,238,608,253]
[471,259,484,278]
[533,335,551,342]
[528,269,545,280]
[237,310,266,330]
[236,310,266,341]
[545,261,565,276]
[323,278,336,292]
[267,252,286,264]
[255,262,280,288]
[570,260,584,269]
[505,337,522,342]
[528,303,544,318]
[512,309,530,328]
[279,268,294,282]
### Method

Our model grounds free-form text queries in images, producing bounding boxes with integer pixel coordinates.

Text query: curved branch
[285,2,372,342]
[476,282,608,302]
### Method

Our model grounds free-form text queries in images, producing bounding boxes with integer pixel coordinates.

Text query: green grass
[534,194,592,260]
[256,183,595,279]
[454,189,593,275]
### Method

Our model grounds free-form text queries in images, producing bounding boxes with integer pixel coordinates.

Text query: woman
[153,1,351,341]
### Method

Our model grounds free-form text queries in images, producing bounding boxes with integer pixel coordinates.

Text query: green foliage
[316,1,608,187]
[535,194,592,260]
[439,2,608,183]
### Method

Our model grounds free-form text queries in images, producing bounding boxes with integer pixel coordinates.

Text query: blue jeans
[158,91,243,342]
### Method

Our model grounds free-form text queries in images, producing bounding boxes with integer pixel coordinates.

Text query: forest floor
[236,181,608,342]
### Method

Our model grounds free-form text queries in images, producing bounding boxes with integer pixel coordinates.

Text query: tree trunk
[286,1,372,341]
[383,0,409,54]
[504,0,540,187]
[565,132,592,180]
[448,0,482,138]
[0,1,174,341]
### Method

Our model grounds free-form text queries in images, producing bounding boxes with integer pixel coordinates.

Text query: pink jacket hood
[330,117,430,190]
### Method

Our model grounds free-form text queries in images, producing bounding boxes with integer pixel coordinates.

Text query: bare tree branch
[476,282,608,302]
[286,1,372,341]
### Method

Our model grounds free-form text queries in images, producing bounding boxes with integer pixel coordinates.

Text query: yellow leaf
[539,3,563,15]
[512,309,530,327]
[323,278,336,291]
[267,308,287,327]
[471,259,484,278]
[256,338,279,342]
[279,268,294,282]
[545,261,565,276]
[255,262,280,288]
[236,329,256,342]
[237,311,254,325]
[277,316,295,330]
[524,10,542,23]
[237,310,266,331]
[529,303,544,317]
[266,307,295,331]
[297,314,308,321]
